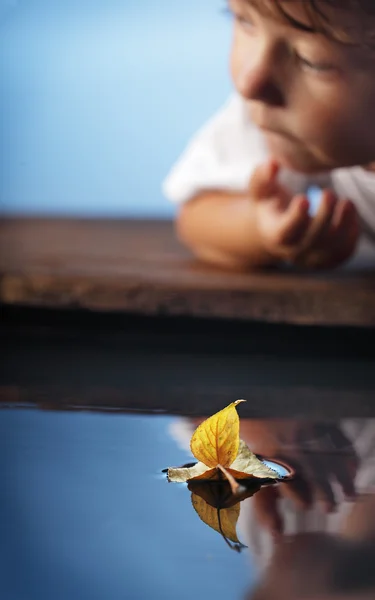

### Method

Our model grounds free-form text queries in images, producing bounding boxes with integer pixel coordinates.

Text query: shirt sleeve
[162,92,328,205]
[162,93,269,204]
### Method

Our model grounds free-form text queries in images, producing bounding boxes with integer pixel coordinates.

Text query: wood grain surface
[1,217,375,326]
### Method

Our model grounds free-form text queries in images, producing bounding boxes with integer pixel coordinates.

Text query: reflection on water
[170,415,375,599]
[1,407,375,600]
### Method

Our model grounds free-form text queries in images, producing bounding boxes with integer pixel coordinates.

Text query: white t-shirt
[163,93,375,250]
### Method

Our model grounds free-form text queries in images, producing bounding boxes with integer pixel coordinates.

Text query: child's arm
[176,189,277,269]
[177,160,359,270]
[164,95,359,270]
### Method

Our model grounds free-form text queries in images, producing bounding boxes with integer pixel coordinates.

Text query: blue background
[0,0,232,217]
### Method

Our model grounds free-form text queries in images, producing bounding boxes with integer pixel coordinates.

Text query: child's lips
[250,107,294,139]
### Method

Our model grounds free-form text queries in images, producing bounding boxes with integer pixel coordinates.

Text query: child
[163,1,375,270]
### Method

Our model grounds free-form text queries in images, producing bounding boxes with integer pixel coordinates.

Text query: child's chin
[272,149,326,174]
[278,155,317,173]
[265,135,326,174]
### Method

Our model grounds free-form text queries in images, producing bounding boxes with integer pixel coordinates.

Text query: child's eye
[222,5,255,32]
[297,54,335,73]
[236,14,255,32]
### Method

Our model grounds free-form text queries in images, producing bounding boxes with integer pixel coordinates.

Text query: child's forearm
[176,191,279,269]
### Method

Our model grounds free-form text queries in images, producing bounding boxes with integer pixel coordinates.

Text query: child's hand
[249,160,360,269]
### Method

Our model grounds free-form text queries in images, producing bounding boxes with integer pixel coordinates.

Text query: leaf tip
[234,399,246,407]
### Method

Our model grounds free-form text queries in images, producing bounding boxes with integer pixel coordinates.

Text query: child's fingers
[328,199,360,262]
[249,159,280,200]
[327,200,359,257]
[278,194,310,245]
[294,199,359,269]
[332,199,359,237]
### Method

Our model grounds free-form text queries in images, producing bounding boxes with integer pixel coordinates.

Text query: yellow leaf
[167,439,279,483]
[230,440,279,479]
[191,493,246,550]
[167,461,210,483]
[190,400,246,468]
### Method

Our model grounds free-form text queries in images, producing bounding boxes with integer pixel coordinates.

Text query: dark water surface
[2,310,375,599]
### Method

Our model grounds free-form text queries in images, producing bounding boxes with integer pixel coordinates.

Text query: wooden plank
[1,217,375,325]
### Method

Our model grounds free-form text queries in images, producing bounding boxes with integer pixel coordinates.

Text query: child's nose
[237,47,285,107]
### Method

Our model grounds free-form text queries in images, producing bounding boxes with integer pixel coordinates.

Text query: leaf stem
[217,464,245,496]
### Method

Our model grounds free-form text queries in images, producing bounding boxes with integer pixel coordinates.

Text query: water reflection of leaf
[187,479,263,551]
[191,493,246,552]
[188,479,262,509]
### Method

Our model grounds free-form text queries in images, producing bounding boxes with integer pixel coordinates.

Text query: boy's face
[229,0,375,173]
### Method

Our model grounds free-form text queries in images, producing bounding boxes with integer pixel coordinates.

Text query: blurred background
[0,0,232,218]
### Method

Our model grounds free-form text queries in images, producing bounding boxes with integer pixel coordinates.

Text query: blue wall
[0,1,232,217]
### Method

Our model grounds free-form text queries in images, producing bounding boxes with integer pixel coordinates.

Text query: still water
[0,409,250,600]
[1,407,375,600]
